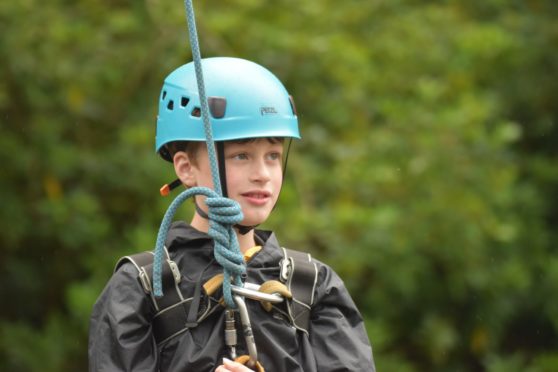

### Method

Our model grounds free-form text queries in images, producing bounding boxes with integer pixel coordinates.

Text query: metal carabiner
[233,295,258,369]
[231,283,284,304]
[226,284,285,367]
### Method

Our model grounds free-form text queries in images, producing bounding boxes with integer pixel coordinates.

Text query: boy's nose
[250,159,271,182]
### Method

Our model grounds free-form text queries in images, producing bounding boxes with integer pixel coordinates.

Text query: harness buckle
[167,260,182,284]
[279,257,292,282]
[139,267,153,294]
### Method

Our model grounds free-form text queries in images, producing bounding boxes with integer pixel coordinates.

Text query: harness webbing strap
[116,251,217,345]
[153,299,192,344]
[150,260,183,309]
[115,251,154,273]
[152,295,219,345]
[280,248,318,333]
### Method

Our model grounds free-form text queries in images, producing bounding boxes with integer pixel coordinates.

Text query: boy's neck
[235,230,257,254]
[190,214,256,254]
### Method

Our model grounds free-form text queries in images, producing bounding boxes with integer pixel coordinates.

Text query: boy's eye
[267,152,282,161]
[232,153,249,160]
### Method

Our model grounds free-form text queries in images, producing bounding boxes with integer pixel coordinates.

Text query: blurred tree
[0,0,556,371]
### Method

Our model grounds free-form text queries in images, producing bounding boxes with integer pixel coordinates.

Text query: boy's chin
[240,213,270,228]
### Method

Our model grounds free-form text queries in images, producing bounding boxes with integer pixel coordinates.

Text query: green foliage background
[1,0,557,371]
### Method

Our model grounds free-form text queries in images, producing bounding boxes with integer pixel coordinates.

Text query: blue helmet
[156,57,300,161]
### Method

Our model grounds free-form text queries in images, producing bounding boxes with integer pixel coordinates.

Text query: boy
[88,57,375,371]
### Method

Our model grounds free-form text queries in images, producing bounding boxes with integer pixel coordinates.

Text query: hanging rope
[152,0,246,309]
[183,0,221,196]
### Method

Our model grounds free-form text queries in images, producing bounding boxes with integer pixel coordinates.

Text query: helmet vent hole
[181,97,190,107]
[191,107,201,117]
[208,97,227,118]
[167,100,174,110]
[162,90,167,100]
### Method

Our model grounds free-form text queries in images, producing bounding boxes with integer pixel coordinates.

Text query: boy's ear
[173,151,197,187]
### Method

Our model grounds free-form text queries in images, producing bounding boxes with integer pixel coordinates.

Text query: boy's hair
[165,141,202,165]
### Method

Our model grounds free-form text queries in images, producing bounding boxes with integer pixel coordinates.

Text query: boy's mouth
[241,191,272,206]
[241,191,271,199]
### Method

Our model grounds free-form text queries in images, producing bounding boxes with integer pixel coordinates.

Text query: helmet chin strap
[195,202,256,235]
[215,141,257,235]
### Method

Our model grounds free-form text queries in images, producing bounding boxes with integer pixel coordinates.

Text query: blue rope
[152,188,245,307]
[183,0,221,196]
[152,0,246,309]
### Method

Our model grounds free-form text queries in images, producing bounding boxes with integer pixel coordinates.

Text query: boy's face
[187,138,284,227]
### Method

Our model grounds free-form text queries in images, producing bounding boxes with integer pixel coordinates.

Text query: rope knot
[205,196,246,308]
[153,188,247,308]
[205,196,244,225]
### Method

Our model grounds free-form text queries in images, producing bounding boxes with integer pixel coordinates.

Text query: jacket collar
[165,222,280,258]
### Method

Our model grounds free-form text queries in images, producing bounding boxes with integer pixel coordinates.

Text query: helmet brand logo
[260,106,277,116]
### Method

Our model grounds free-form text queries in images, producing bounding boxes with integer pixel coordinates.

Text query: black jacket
[89,222,375,371]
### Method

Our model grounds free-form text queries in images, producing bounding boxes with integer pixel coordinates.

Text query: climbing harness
[116,246,317,362]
